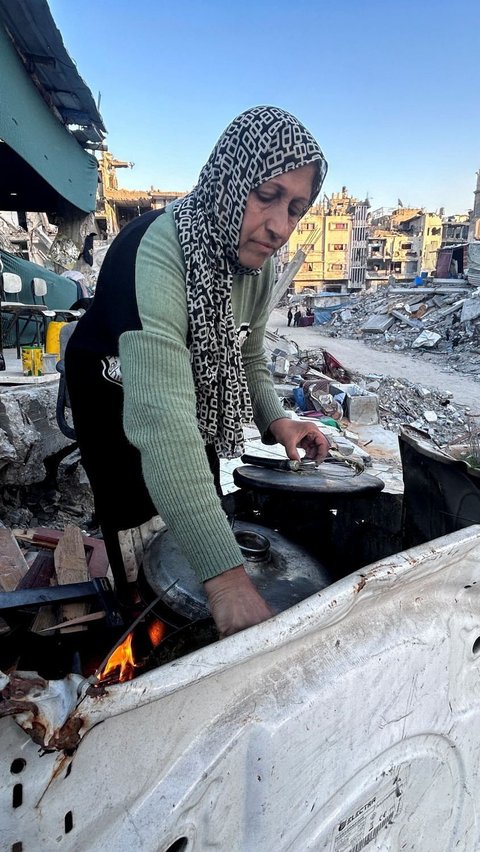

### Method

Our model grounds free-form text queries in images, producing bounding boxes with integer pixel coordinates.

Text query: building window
[298,222,316,231]
[401,243,412,250]
[330,243,346,251]
[329,263,343,271]
[329,222,348,230]
[302,244,315,252]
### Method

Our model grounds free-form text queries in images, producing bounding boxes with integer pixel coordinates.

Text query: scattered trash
[412,330,442,349]
[265,330,474,455]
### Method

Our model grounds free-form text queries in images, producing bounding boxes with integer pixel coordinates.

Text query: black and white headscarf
[172,105,328,458]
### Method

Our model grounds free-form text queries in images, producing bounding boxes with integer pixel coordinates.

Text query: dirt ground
[268,308,479,409]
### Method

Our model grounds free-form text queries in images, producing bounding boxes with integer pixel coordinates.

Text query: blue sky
[49,0,480,215]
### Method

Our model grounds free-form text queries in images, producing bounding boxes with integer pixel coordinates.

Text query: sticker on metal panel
[331,771,403,851]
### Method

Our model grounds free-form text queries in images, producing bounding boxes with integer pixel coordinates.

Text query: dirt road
[268,308,478,409]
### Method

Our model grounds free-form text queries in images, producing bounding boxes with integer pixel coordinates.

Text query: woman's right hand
[204,565,275,638]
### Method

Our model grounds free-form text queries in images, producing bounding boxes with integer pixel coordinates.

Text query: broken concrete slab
[391,286,469,295]
[362,314,395,333]
[460,298,480,323]
[390,310,424,329]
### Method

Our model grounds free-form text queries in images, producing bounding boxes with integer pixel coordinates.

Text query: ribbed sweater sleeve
[119,209,287,582]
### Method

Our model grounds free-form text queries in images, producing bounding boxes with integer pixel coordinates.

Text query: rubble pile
[354,373,471,449]
[323,283,480,379]
[271,344,474,452]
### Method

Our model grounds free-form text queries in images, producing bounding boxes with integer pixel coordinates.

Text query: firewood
[16,551,55,590]
[0,528,30,591]
[13,528,109,576]
[54,525,89,633]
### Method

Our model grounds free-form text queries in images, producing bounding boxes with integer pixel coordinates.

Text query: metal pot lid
[142,520,332,622]
[233,461,385,494]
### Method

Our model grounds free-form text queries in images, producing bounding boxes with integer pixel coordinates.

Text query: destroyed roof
[371,229,393,238]
[104,189,153,206]
[0,0,106,147]
[437,243,468,252]
[104,188,187,207]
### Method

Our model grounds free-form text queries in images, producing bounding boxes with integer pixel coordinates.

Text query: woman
[65,105,329,637]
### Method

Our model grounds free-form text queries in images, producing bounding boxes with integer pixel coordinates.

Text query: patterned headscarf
[172,105,328,458]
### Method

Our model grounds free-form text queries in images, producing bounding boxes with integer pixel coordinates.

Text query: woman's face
[238,162,316,268]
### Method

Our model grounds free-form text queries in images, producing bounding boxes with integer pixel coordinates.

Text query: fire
[148,618,166,647]
[99,618,166,683]
[100,632,136,683]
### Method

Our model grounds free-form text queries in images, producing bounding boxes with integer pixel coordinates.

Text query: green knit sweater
[119,207,287,582]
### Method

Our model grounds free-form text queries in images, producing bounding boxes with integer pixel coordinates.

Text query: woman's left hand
[268,417,330,464]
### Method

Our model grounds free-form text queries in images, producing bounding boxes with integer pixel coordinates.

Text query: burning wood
[99,618,166,684]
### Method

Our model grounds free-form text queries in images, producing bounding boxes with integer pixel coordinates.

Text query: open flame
[99,618,167,683]
[100,632,136,682]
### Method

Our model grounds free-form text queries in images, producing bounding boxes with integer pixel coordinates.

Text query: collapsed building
[277,185,478,299]
[0,0,104,284]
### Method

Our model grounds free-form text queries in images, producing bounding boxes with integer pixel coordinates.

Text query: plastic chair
[1,272,45,357]
[30,277,55,342]
[31,277,83,323]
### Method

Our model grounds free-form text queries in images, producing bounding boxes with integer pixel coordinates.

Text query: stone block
[0,385,71,486]
[460,298,480,323]
[345,393,379,425]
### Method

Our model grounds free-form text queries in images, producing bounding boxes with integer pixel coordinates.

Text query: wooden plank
[0,528,30,591]
[18,527,109,577]
[31,605,59,635]
[30,552,59,635]
[54,525,89,632]
[13,532,57,550]
[16,551,55,590]
[37,610,106,633]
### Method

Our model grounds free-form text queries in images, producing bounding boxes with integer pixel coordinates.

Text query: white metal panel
[2,525,480,851]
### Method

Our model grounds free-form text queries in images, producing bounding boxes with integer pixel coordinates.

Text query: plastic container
[42,353,58,374]
[45,321,67,355]
[21,346,43,376]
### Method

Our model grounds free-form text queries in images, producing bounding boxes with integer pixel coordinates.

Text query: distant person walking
[287,307,293,327]
[294,308,302,327]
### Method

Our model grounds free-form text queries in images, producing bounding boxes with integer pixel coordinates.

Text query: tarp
[313,305,345,324]
[0,251,78,309]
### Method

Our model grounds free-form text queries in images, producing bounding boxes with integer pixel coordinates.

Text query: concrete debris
[361,314,394,333]
[0,386,93,530]
[270,342,473,453]
[461,298,480,324]
[322,283,480,379]
[365,374,469,450]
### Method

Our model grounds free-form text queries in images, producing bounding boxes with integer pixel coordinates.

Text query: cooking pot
[142,520,332,621]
